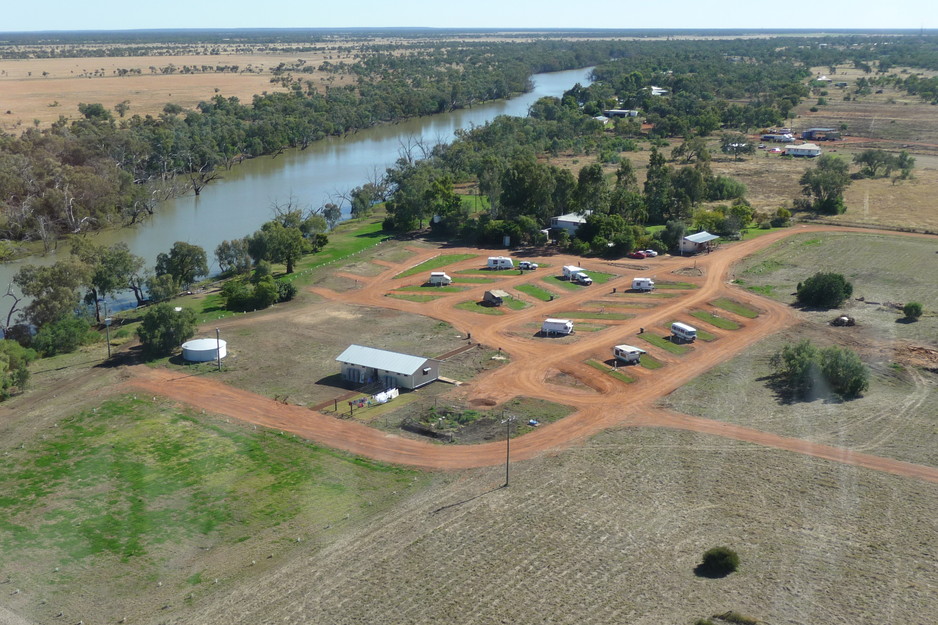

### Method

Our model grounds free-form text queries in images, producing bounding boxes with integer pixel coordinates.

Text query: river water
[0,66,593,300]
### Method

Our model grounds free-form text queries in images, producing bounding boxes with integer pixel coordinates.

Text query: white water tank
[182,338,228,362]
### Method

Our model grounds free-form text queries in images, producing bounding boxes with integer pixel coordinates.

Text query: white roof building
[336,345,440,390]
[550,211,591,235]
[679,231,720,255]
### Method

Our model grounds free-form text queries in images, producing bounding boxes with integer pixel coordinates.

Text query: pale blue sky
[2,0,936,32]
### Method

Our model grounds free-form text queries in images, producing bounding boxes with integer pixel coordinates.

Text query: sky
[2,0,936,32]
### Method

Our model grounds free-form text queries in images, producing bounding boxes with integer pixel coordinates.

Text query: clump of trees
[852,149,915,180]
[797,155,852,215]
[770,339,869,400]
[796,272,853,308]
[0,340,36,400]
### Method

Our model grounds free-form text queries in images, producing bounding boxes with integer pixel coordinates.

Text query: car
[643,249,658,257]
[518,261,539,270]
[768,147,783,153]
[627,251,647,259]
[758,143,767,149]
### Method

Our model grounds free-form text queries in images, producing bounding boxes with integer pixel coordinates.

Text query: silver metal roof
[335,345,430,376]
[684,231,720,244]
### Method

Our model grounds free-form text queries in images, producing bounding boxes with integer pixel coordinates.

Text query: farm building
[335,345,440,390]
[550,211,591,236]
[801,128,840,141]
[786,143,823,157]
[603,109,640,118]
[483,289,511,306]
[679,231,720,255]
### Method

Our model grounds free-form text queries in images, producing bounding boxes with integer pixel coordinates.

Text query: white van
[541,318,574,335]
[632,277,655,291]
[562,265,592,285]
[613,344,646,364]
[671,322,697,343]
[487,256,514,270]
[428,272,452,286]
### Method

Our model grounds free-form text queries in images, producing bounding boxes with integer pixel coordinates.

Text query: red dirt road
[126,225,938,483]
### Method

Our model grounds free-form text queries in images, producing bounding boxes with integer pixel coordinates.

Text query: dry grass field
[0,50,361,132]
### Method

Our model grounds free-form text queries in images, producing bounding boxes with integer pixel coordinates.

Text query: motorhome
[428,272,452,286]
[487,256,514,270]
[671,322,698,343]
[541,318,574,335]
[632,277,655,291]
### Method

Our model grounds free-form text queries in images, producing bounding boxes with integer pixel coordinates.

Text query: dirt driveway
[127,225,938,483]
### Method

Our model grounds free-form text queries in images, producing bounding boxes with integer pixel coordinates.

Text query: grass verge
[455,300,505,315]
[639,353,665,369]
[586,359,635,383]
[516,283,555,301]
[690,310,741,330]
[639,333,690,355]
[387,293,441,303]
[711,298,760,318]
[393,254,477,278]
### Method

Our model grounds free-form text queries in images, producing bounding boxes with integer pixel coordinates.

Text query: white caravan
[487,256,514,270]
[632,277,655,291]
[613,344,646,364]
[541,318,574,335]
[428,272,452,286]
[671,322,698,342]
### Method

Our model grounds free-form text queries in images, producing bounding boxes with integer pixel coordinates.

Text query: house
[550,211,591,236]
[786,143,822,158]
[649,86,669,96]
[483,289,510,307]
[602,109,640,118]
[679,231,720,255]
[335,345,440,390]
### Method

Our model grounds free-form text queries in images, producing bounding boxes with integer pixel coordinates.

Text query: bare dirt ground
[126,225,938,485]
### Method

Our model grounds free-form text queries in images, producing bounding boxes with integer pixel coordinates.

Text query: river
[0,66,593,303]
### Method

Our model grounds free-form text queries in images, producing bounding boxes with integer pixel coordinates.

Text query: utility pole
[502,415,515,487]
[101,299,112,359]
[216,328,221,371]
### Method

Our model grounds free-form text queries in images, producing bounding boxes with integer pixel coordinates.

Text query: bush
[0,339,36,400]
[796,272,853,308]
[277,280,298,302]
[903,301,923,320]
[770,339,869,400]
[31,316,98,356]
[137,303,198,358]
[698,546,739,577]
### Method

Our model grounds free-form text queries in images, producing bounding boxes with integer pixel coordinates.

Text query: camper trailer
[541,318,574,335]
[671,322,698,343]
[487,256,514,270]
[428,272,452,286]
[632,277,655,292]
[613,344,646,364]
[562,265,593,285]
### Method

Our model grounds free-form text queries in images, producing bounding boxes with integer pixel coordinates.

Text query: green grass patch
[516,283,555,301]
[639,333,690,355]
[690,310,741,330]
[543,275,583,291]
[455,300,505,315]
[503,298,529,311]
[639,353,665,369]
[395,285,465,293]
[585,271,616,285]
[554,310,634,320]
[387,293,441,303]
[711,297,760,318]
[586,359,635,383]
[393,254,477,278]
[574,322,606,332]
[743,259,786,276]
[0,396,420,572]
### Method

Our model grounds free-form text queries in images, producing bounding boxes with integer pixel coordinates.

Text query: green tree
[155,242,208,289]
[902,301,923,320]
[136,303,198,358]
[698,546,739,577]
[145,274,179,303]
[799,154,851,215]
[13,260,91,329]
[643,148,674,224]
[720,132,754,161]
[0,339,36,400]
[248,221,308,274]
[572,163,609,214]
[852,149,897,178]
[71,240,145,322]
[770,339,868,400]
[215,238,252,275]
[796,272,853,308]
[31,316,97,356]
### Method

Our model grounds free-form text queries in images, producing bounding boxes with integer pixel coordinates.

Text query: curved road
[127,225,938,483]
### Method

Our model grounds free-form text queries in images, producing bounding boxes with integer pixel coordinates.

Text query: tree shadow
[895,317,917,324]
[693,563,734,579]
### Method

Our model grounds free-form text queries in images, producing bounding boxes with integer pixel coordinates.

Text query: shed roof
[552,211,591,224]
[684,231,720,244]
[486,289,510,298]
[336,345,430,376]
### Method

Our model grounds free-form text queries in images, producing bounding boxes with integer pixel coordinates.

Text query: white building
[786,143,822,158]
[679,231,720,255]
[336,345,440,390]
[550,211,591,236]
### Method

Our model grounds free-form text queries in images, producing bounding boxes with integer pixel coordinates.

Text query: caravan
[613,344,646,364]
[671,322,698,343]
[487,256,514,270]
[562,265,593,285]
[428,272,452,286]
[541,318,574,336]
[632,277,655,292]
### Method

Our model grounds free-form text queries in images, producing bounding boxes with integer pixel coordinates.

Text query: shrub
[698,546,739,577]
[277,280,298,302]
[796,272,853,308]
[770,339,869,400]
[137,303,198,358]
[31,316,98,356]
[903,301,923,320]
[0,339,36,400]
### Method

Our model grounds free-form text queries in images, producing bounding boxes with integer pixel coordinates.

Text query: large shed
[483,289,511,306]
[336,345,440,390]
[679,231,720,255]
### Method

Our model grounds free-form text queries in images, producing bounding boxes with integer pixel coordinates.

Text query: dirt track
[127,225,938,482]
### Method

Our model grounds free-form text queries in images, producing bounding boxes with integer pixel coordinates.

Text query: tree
[852,149,896,179]
[799,154,851,215]
[155,242,208,289]
[572,163,609,214]
[672,136,711,164]
[697,546,739,577]
[770,339,868,400]
[0,339,36,400]
[720,132,754,161]
[643,148,674,224]
[215,238,252,276]
[136,303,198,358]
[145,274,179,303]
[71,240,145,322]
[13,260,90,329]
[31,316,97,356]
[796,272,853,308]
[902,301,923,320]
[248,221,308,274]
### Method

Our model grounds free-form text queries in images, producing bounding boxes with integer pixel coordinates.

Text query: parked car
[518,261,539,270]
[758,144,767,149]
[642,249,658,257]
[768,147,783,153]
[627,251,647,259]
